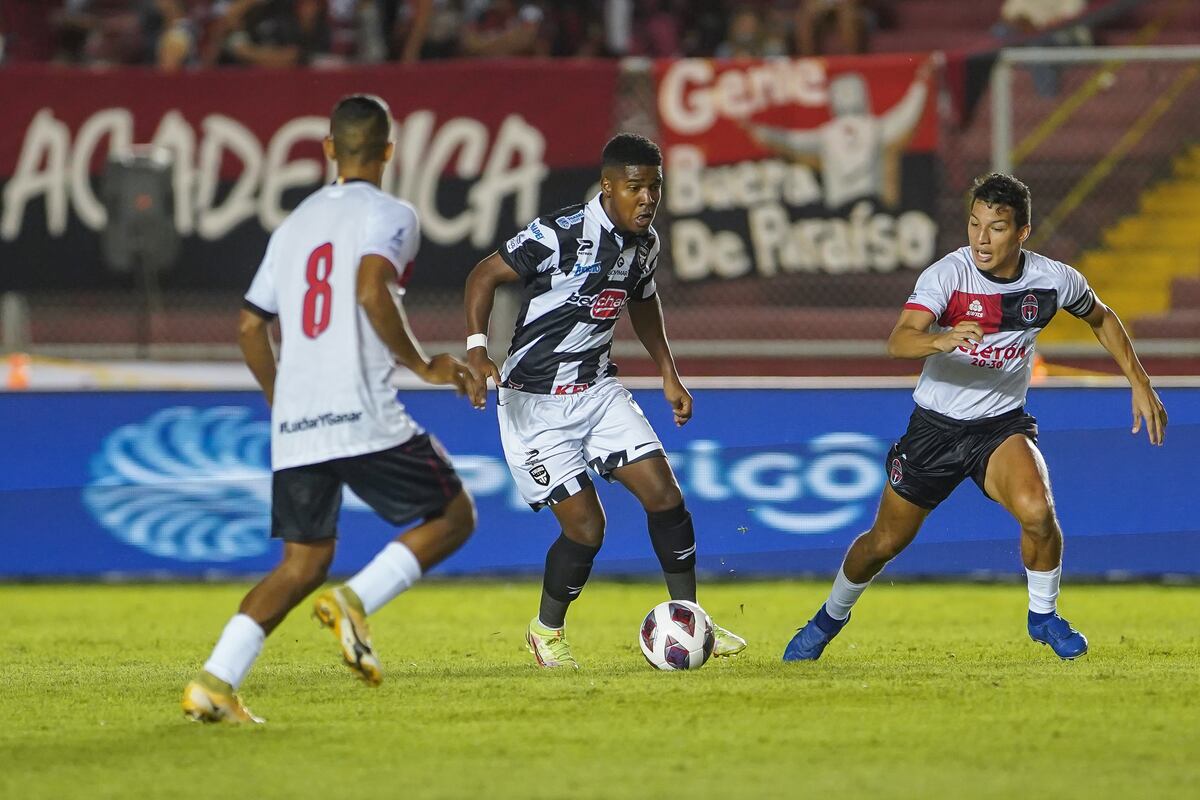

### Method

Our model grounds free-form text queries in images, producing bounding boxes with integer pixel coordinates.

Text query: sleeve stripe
[242,299,277,321]
[1065,289,1096,318]
[904,302,935,315]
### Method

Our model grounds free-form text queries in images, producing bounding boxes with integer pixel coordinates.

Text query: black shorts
[272,433,462,542]
[885,406,1038,510]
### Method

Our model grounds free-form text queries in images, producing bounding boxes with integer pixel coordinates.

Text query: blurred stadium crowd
[0,0,1121,70]
[1,0,1196,380]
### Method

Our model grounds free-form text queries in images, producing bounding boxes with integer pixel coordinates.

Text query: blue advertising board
[1,386,1197,578]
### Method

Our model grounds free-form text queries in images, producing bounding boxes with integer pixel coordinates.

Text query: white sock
[1026,565,1061,614]
[825,565,871,621]
[346,542,423,615]
[203,614,265,690]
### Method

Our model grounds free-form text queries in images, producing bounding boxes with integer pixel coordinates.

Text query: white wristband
[466,333,488,351]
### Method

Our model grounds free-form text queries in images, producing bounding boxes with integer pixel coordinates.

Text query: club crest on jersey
[1021,293,1039,324]
[529,464,550,486]
[889,457,903,486]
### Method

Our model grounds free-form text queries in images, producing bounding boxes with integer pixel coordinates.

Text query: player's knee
[445,491,477,545]
[283,549,332,591]
[563,516,605,548]
[640,482,684,514]
[1013,493,1056,537]
[864,526,908,561]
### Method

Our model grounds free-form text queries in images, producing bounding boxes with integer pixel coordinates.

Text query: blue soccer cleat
[783,605,850,662]
[1028,612,1088,660]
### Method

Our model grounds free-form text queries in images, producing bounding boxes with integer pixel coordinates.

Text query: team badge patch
[889,457,904,486]
[530,465,550,486]
[1021,293,1039,325]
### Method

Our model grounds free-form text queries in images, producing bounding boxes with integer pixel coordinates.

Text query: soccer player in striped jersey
[784,173,1168,663]
[464,133,747,668]
[182,95,485,723]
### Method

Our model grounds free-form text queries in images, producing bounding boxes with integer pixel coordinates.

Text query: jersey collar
[586,192,623,244]
[976,250,1026,284]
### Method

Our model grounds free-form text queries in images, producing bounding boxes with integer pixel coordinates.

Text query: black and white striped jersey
[497,193,660,395]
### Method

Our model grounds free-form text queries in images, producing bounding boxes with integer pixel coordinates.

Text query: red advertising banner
[654,55,940,282]
[0,62,619,291]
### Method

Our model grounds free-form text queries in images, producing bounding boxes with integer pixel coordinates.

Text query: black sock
[648,503,697,603]
[538,534,600,628]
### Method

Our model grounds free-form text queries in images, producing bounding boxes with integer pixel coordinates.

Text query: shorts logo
[966,299,985,318]
[530,464,550,486]
[553,383,589,395]
[1021,293,1039,324]
[591,288,627,319]
[889,457,903,486]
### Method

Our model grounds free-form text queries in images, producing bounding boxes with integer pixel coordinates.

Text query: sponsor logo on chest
[609,252,632,282]
[565,288,628,320]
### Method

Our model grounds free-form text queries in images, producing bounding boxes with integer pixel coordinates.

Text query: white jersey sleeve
[360,199,420,289]
[499,218,561,279]
[244,233,280,316]
[905,258,955,319]
[1056,262,1097,318]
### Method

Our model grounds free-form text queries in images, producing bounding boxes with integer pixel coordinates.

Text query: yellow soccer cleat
[526,617,579,669]
[711,621,748,658]
[313,586,382,686]
[181,674,264,724]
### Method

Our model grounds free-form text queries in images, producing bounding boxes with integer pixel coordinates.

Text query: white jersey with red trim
[905,247,1096,420]
[244,181,423,470]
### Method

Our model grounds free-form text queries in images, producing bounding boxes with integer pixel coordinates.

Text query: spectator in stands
[53,0,145,65]
[375,0,440,62]
[144,0,198,71]
[795,0,868,56]
[542,0,606,58]
[206,0,333,67]
[715,5,788,59]
[994,0,1090,95]
[678,0,726,57]
[460,0,546,58]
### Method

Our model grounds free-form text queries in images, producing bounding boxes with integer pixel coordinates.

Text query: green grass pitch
[2,581,1197,799]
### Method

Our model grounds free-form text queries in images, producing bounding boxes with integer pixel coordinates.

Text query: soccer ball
[639,600,715,671]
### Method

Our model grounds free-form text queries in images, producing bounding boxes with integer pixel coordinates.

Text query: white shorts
[498,378,665,510]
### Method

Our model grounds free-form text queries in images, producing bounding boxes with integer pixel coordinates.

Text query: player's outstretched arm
[357,254,484,407]
[464,252,519,393]
[628,294,691,427]
[237,308,277,407]
[887,308,981,359]
[1081,298,1168,445]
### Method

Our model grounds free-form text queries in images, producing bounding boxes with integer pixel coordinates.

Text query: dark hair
[970,172,1031,228]
[601,133,662,169]
[330,94,391,163]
